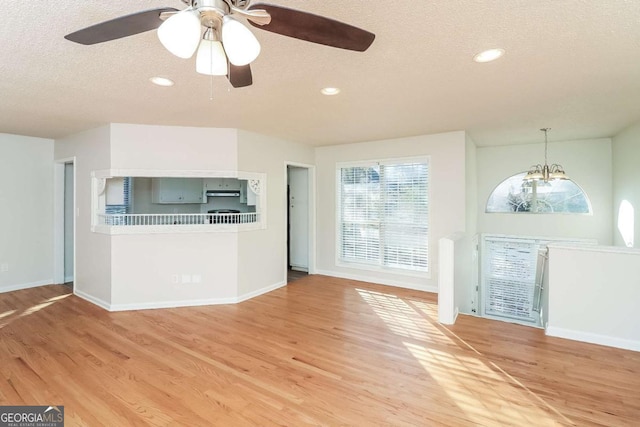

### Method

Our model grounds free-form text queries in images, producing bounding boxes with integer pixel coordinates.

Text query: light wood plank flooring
[287,268,308,283]
[0,276,638,426]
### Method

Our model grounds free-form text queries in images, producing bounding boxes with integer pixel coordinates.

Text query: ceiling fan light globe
[196,39,228,76]
[221,15,261,66]
[157,8,201,59]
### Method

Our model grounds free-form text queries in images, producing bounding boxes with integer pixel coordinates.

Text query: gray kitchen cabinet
[239,180,247,204]
[204,178,241,191]
[151,178,204,204]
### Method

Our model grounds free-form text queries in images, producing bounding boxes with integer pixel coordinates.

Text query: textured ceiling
[1,1,639,146]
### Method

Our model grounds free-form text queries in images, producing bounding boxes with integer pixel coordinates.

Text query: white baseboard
[64,275,74,283]
[76,280,287,312]
[315,269,438,293]
[237,280,286,303]
[74,289,111,311]
[545,326,640,352]
[0,279,53,293]
[109,297,238,312]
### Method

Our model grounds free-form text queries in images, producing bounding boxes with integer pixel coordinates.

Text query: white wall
[110,124,238,171]
[55,126,112,303]
[612,120,640,248]
[64,163,74,282]
[110,232,238,308]
[438,233,467,324]
[0,133,54,291]
[465,135,478,240]
[315,131,467,292]
[237,130,315,297]
[547,244,640,351]
[477,138,613,244]
[107,124,240,307]
[455,134,479,314]
[54,123,314,309]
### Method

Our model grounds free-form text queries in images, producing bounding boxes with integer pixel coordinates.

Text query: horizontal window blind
[105,177,132,215]
[339,159,429,272]
[483,239,539,322]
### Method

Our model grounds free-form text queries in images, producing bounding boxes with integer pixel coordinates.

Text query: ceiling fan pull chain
[209,43,214,100]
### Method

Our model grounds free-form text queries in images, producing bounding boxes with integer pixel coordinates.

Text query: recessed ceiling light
[150,76,175,87]
[473,48,505,63]
[321,87,340,96]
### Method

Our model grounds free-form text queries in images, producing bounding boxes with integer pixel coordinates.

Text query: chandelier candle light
[524,128,568,183]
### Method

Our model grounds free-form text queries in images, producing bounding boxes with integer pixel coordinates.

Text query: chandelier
[524,128,568,182]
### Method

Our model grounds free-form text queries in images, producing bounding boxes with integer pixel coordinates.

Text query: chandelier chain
[524,127,568,183]
[541,127,550,166]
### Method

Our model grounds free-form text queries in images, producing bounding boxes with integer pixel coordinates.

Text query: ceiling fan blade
[230,5,272,26]
[228,63,253,88]
[247,4,375,52]
[64,8,179,45]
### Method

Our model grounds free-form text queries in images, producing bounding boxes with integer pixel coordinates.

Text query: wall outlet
[171,274,179,284]
[0,263,8,273]
[181,274,192,284]
[192,274,202,284]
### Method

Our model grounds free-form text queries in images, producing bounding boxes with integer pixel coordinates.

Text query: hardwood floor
[287,268,308,283]
[0,276,638,426]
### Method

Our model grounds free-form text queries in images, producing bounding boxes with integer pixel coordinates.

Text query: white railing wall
[547,244,640,352]
[438,232,470,325]
[97,212,258,226]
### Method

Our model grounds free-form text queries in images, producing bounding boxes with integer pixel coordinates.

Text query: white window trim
[485,171,593,215]
[335,156,431,279]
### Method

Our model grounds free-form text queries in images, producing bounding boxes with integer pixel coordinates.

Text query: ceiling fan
[64,0,375,88]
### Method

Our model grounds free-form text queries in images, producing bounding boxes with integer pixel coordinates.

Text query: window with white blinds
[105,177,132,215]
[338,158,429,273]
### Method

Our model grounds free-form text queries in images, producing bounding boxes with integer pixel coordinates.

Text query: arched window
[486,172,592,214]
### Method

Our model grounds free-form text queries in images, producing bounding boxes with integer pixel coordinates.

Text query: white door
[288,166,309,271]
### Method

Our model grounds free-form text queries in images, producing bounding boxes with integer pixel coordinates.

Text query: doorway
[286,164,314,283]
[54,158,75,290]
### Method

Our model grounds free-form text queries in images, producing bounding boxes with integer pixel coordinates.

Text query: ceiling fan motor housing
[193,0,229,28]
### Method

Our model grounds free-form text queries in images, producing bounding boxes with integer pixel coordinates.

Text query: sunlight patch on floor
[357,287,572,425]
[45,294,72,303]
[0,310,16,319]
[0,292,72,329]
[20,301,56,317]
[355,289,451,345]
[403,340,571,425]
